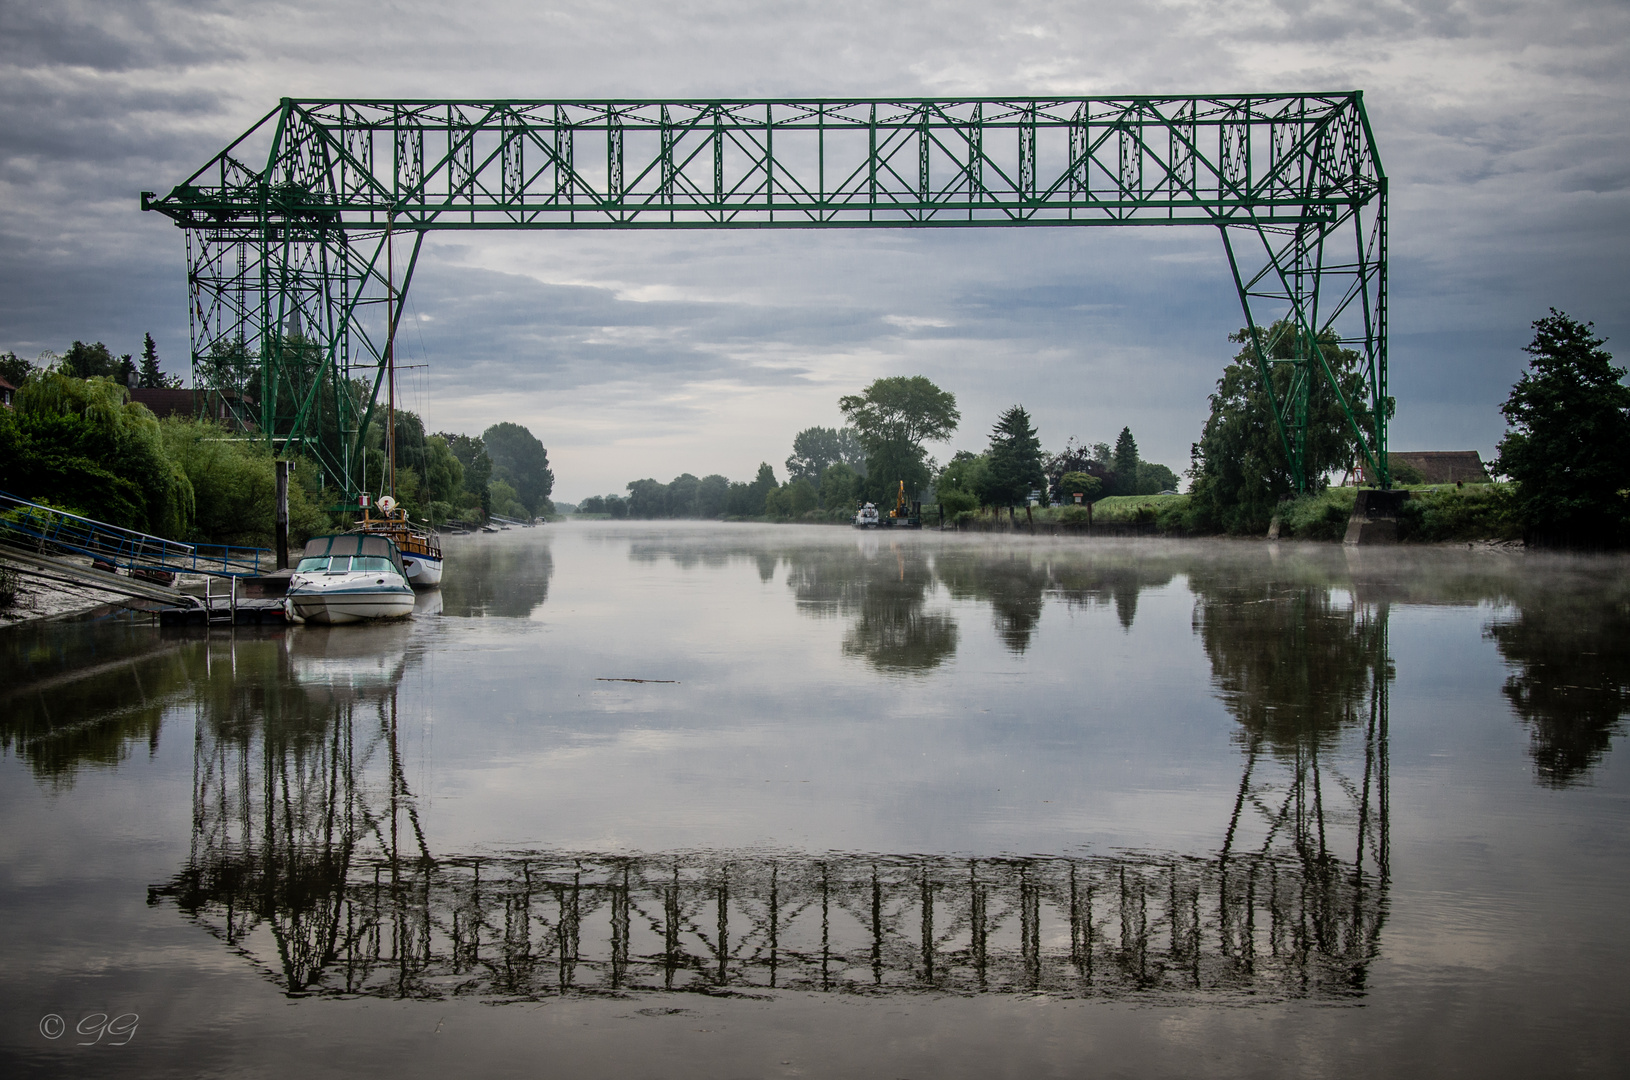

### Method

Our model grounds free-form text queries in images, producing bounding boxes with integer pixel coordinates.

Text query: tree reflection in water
[1487,582,1630,787]
[1191,565,1391,757]
[1049,559,1177,633]
[936,548,1052,654]
[439,535,554,618]
[667,537,962,673]
[1190,564,1393,994]
[151,624,1390,1003]
[631,536,1183,669]
[829,547,957,673]
[0,618,264,788]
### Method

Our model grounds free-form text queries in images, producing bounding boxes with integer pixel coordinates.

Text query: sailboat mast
[385,220,396,501]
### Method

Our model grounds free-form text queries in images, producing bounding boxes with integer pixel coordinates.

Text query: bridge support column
[1344,489,1406,545]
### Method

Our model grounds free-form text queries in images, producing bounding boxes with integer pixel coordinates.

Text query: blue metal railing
[0,491,272,578]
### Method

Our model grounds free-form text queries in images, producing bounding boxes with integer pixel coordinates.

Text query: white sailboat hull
[401,553,443,589]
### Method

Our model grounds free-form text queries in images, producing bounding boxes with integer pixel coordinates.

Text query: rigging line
[404,290,434,469]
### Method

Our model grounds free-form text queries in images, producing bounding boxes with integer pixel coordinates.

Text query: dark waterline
[3,525,1627,1077]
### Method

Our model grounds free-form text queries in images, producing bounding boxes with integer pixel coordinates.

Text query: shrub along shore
[568,483,1523,545]
[931,483,1522,544]
[0,370,555,557]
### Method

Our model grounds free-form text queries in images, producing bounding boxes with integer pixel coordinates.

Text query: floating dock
[157,597,291,627]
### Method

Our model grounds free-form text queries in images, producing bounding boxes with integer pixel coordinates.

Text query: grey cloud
[402,263,879,394]
[0,1,243,73]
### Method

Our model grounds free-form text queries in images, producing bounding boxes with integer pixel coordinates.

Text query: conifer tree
[138,333,164,389]
[1113,427,1139,483]
[982,405,1046,519]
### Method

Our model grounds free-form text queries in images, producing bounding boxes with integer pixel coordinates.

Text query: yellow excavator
[884,481,923,528]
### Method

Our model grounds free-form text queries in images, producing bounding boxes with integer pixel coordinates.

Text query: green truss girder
[143,95,1389,496]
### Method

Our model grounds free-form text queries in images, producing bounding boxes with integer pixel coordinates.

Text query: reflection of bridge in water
[154,840,1388,1002]
[150,591,1391,1004]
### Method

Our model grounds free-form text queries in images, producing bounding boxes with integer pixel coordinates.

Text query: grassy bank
[1092,484,1521,542]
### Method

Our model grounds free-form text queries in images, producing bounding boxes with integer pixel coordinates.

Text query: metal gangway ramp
[0,492,274,612]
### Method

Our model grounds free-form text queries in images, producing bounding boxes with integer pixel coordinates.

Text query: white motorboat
[853,502,880,528]
[284,534,416,624]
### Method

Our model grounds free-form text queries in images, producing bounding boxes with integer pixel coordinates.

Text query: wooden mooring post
[275,460,291,570]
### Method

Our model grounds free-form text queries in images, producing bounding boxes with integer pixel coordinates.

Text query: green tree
[439,432,493,517]
[724,480,753,516]
[863,442,934,506]
[419,435,465,524]
[980,405,1046,516]
[667,473,701,517]
[160,419,326,546]
[625,478,669,518]
[1135,461,1181,494]
[0,351,34,387]
[1059,471,1104,503]
[489,479,528,520]
[764,483,791,519]
[381,409,428,485]
[788,478,818,517]
[786,426,866,485]
[139,334,164,389]
[1494,310,1630,546]
[745,462,778,516]
[1388,458,1426,486]
[1056,470,1105,526]
[696,474,731,518]
[482,422,555,517]
[1188,322,1380,534]
[60,341,117,380]
[0,372,193,536]
[1112,427,1139,490]
[839,376,959,501]
[116,353,137,387]
[936,451,989,517]
[1042,437,1097,503]
[580,493,629,519]
[819,462,861,514]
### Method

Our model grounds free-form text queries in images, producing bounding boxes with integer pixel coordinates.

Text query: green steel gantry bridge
[142,96,1390,496]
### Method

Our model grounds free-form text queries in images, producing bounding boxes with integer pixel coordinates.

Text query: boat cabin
[296,534,407,579]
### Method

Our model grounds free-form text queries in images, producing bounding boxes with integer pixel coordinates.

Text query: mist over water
[3,525,1628,1077]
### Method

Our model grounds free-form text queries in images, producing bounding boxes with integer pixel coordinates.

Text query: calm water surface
[2,524,1628,1078]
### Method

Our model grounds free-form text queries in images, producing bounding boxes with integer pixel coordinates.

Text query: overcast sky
[2,0,1626,501]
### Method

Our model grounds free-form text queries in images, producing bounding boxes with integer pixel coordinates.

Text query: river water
[2,524,1627,1078]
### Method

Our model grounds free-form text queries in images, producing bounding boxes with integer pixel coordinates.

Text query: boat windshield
[298,556,397,575]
